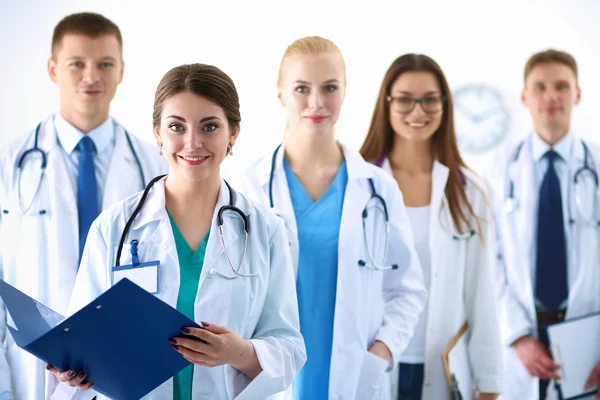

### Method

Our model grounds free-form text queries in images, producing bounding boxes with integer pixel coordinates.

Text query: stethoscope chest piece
[504,198,519,214]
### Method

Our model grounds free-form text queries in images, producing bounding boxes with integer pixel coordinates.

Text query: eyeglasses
[386,95,446,114]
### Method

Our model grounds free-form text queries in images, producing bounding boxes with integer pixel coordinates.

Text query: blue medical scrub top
[284,159,348,399]
[168,210,210,400]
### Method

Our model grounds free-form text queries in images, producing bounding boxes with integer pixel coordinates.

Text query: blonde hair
[277,36,346,87]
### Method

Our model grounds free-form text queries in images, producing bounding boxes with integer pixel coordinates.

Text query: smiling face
[48,34,124,124]
[153,91,239,184]
[388,71,443,145]
[277,52,346,137]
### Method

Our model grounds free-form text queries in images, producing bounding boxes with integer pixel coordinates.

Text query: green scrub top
[168,210,210,400]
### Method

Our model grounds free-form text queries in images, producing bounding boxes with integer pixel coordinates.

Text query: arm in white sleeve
[464,184,503,393]
[228,220,306,400]
[482,169,533,346]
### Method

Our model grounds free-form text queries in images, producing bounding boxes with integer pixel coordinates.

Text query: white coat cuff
[506,328,533,347]
[475,374,504,394]
[227,339,287,399]
[46,371,98,400]
[501,304,532,346]
[373,333,396,372]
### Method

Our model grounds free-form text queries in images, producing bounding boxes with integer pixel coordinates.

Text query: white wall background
[1,0,599,182]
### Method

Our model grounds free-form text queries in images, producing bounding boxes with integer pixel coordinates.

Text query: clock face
[453,84,509,153]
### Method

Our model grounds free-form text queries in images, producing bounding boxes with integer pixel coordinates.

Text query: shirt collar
[54,112,115,154]
[530,131,574,164]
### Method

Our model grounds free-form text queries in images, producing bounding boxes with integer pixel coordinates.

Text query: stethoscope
[12,121,146,216]
[504,139,600,227]
[375,155,476,241]
[115,174,256,279]
[269,144,398,271]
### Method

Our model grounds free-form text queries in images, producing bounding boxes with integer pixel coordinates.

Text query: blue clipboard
[546,311,600,400]
[0,278,201,400]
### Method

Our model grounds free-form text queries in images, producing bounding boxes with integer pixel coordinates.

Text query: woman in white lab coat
[359,54,503,400]
[46,63,306,399]
[241,36,427,400]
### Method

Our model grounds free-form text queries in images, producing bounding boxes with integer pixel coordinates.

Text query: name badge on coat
[112,240,160,294]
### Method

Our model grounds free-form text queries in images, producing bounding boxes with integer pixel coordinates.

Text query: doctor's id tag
[111,240,160,293]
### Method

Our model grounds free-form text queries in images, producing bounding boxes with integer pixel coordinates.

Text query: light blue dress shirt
[530,132,574,309]
[53,113,116,209]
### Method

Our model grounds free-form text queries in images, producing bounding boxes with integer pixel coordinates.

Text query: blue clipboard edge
[565,389,598,400]
[546,311,600,329]
[545,310,600,400]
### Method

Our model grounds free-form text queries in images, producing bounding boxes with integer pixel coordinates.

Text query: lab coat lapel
[339,148,373,271]
[512,139,535,268]
[428,161,450,278]
[129,179,178,265]
[567,137,586,222]
[503,138,536,308]
[380,157,450,276]
[35,117,80,307]
[258,144,299,276]
[103,124,142,210]
[39,117,77,211]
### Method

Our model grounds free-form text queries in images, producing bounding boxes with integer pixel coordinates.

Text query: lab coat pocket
[355,350,389,400]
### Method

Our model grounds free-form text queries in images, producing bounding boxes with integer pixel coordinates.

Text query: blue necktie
[77,136,99,263]
[535,150,568,311]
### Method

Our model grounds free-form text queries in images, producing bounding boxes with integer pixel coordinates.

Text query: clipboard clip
[451,374,463,400]
[130,240,140,266]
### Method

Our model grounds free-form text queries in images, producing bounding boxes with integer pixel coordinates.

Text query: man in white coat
[0,12,167,399]
[485,49,600,399]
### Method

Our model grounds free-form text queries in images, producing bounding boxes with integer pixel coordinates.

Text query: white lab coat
[241,143,428,400]
[0,116,168,400]
[484,135,600,400]
[380,159,503,399]
[46,178,306,400]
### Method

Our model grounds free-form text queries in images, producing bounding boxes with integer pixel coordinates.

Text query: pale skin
[387,71,497,400]
[47,33,124,134]
[279,52,392,362]
[521,62,581,146]
[585,361,600,396]
[48,91,262,389]
[512,62,582,385]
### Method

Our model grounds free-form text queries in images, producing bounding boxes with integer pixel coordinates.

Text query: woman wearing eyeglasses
[360,54,503,400]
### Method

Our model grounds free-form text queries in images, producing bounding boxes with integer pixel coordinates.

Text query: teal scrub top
[283,159,348,399]
[167,210,210,400]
